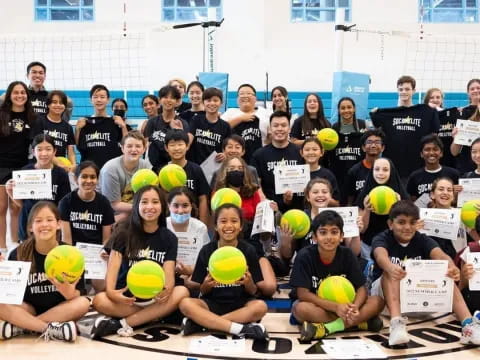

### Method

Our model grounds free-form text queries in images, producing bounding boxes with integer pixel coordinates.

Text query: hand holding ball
[127,260,165,299]
[461,200,480,228]
[208,246,247,284]
[44,245,85,283]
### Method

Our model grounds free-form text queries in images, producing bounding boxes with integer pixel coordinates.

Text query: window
[35,0,94,21]
[162,0,222,22]
[419,0,479,23]
[291,0,351,23]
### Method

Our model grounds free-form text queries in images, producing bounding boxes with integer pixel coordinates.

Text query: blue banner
[331,71,370,123]
[198,72,229,112]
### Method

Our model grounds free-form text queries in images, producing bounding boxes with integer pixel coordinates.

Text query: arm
[101,225,112,245]
[113,115,128,137]
[198,195,209,225]
[105,250,135,305]
[373,246,406,280]
[450,127,462,156]
[111,200,133,214]
[60,221,73,245]
[67,145,77,168]
[155,260,175,303]
[226,112,256,128]
[74,117,87,145]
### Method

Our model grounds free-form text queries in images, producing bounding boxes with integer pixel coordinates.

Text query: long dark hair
[337,97,360,131]
[167,186,199,219]
[299,93,330,137]
[16,201,61,273]
[111,185,168,259]
[355,157,408,207]
[0,81,36,136]
[271,86,291,115]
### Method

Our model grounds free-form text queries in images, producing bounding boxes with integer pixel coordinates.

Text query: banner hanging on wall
[331,71,370,123]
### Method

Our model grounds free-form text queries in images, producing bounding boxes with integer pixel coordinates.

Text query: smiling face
[388,215,417,244]
[188,85,203,106]
[121,137,145,163]
[215,207,242,243]
[362,135,384,156]
[397,82,415,104]
[306,95,319,116]
[10,84,28,109]
[142,97,159,118]
[301,140,323,165]
[30,206,59,243]
[272,89,287,110]
[313,224,343,253]
[468,80,480,104]
[204,96,222,114]
[430,179,454,209]
[339,99,355,123]
[421,142,442,167]
[373,158,391,185]
[34,141,56,168]
[165,139,188,161]
[169,193,192,216]
[428,90,443,108]
[76,166,98,193]
[91,89,109,112]
[472,142,480,165]
[270,115,290,143]
[139,189,162,223]
[48,94,66,117]
[27,65,46,89]
[224,139,245,158]
[237,86,256,112]
[160,94,177,112]
[306,182,332,209]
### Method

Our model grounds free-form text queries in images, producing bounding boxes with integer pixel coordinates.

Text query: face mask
[226,170,244,187]
[170,212,191,224]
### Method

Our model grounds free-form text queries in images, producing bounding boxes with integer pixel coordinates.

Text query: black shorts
[202,297,256,316]
[0,168,14,185]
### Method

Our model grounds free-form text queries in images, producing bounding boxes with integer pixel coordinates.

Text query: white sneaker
[389,317,409,346]
[0,320,24,340]
[40,321,77,342]
[460,311,480,345]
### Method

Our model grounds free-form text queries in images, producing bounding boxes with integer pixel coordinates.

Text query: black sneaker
[300,321,328,342]
[0,320,24,340]
[239,323,269,340]
[357,316,384,332]
[181,317,205,336]
[90,316,122,339]
[41,321,77,342]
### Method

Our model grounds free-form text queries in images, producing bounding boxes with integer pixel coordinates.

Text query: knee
[92,292,109,312]
[179,298,194,317]
[292,301,309,321]
[258,281,277,297]
[251,300,268,318]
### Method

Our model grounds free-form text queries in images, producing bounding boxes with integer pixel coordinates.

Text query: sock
[462,318,473,327]
[0,248,7,256]
[119,318,129,329]
[324,318,345,334]
[229,322,243,335]
[358,321,368,330]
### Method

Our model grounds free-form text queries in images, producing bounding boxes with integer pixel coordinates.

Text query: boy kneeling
[291,210,384,341]
[371,200,480,346]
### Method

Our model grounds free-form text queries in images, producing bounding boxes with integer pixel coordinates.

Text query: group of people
[0,62,480,347]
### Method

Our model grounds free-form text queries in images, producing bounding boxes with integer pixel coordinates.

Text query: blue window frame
[291,0,351,23]
[419,0,479,23]
[162,0,222,22]
[35,0,94,22]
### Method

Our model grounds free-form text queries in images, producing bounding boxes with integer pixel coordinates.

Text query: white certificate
[319,207,359,237]
[457,178,480,207]
[419,208,461,241]
[76,242,106,280]
[274,164,310,194]
[467,252,480,291]
[200,151,222,185]
[0,261,31,305]
[414,193,431,209]
[251,200,275,236]
[454,119,480,146]
[400,259,453,313]
[12,169,52,200]
[321,339,386,359]
[176,233,202,266]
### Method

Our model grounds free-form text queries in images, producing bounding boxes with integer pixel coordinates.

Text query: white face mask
[170,212,190,224]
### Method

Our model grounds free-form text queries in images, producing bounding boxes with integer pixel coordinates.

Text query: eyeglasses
[365,140,383,145]
[238,92,255,97]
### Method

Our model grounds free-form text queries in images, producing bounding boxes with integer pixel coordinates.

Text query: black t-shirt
[310,167,340,200]
[371,230,439,281]
[181,161,211,198]
[231,117,262,164]
[77,117,123,169]
[176,101,192,114]
[58,190,115,245]
[251,143,303,212]
[111,226,178,289]
[290,244,365,296]
[371,104,440,178]
[462,171,480,179]
[344,161,371,204]
[191,240,263,304]
[290,116,326,140]
[0,110,32,168]
[180,109,205,124]
[29,89,48,115]
[33,115,75,158]
[330,121,366,190]
[188,113,231,165]
[437,108,458,168]
[144,115,190,171]
[9,244,85,314]
[406,166,460,198]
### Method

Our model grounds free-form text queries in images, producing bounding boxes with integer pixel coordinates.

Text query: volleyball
[158,164,187,191]
[461,200,480,228]
[317,128,339,151]
[56,156,72,167]
[317,276,356,304]
[211,188,242,211]
[44,245,85,283]
[208,246,247,284]
[131,168,159,192]
[368,186,398,215]
[126,260,165,300]
[280,209,311,239]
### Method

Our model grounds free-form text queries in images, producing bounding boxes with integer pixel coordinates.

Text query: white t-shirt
[222,107,269,145]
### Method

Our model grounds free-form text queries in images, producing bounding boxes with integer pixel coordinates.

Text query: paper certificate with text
[76,242,107,280]
[419,208,461,241]
[274,164,310,194]
[467,252,480,291]
[457,178,480,207]
[12,169,52,200]
[319,207,359,237]
[454,119,480,146]
[400,260,453,313]
[0,261,31,305]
